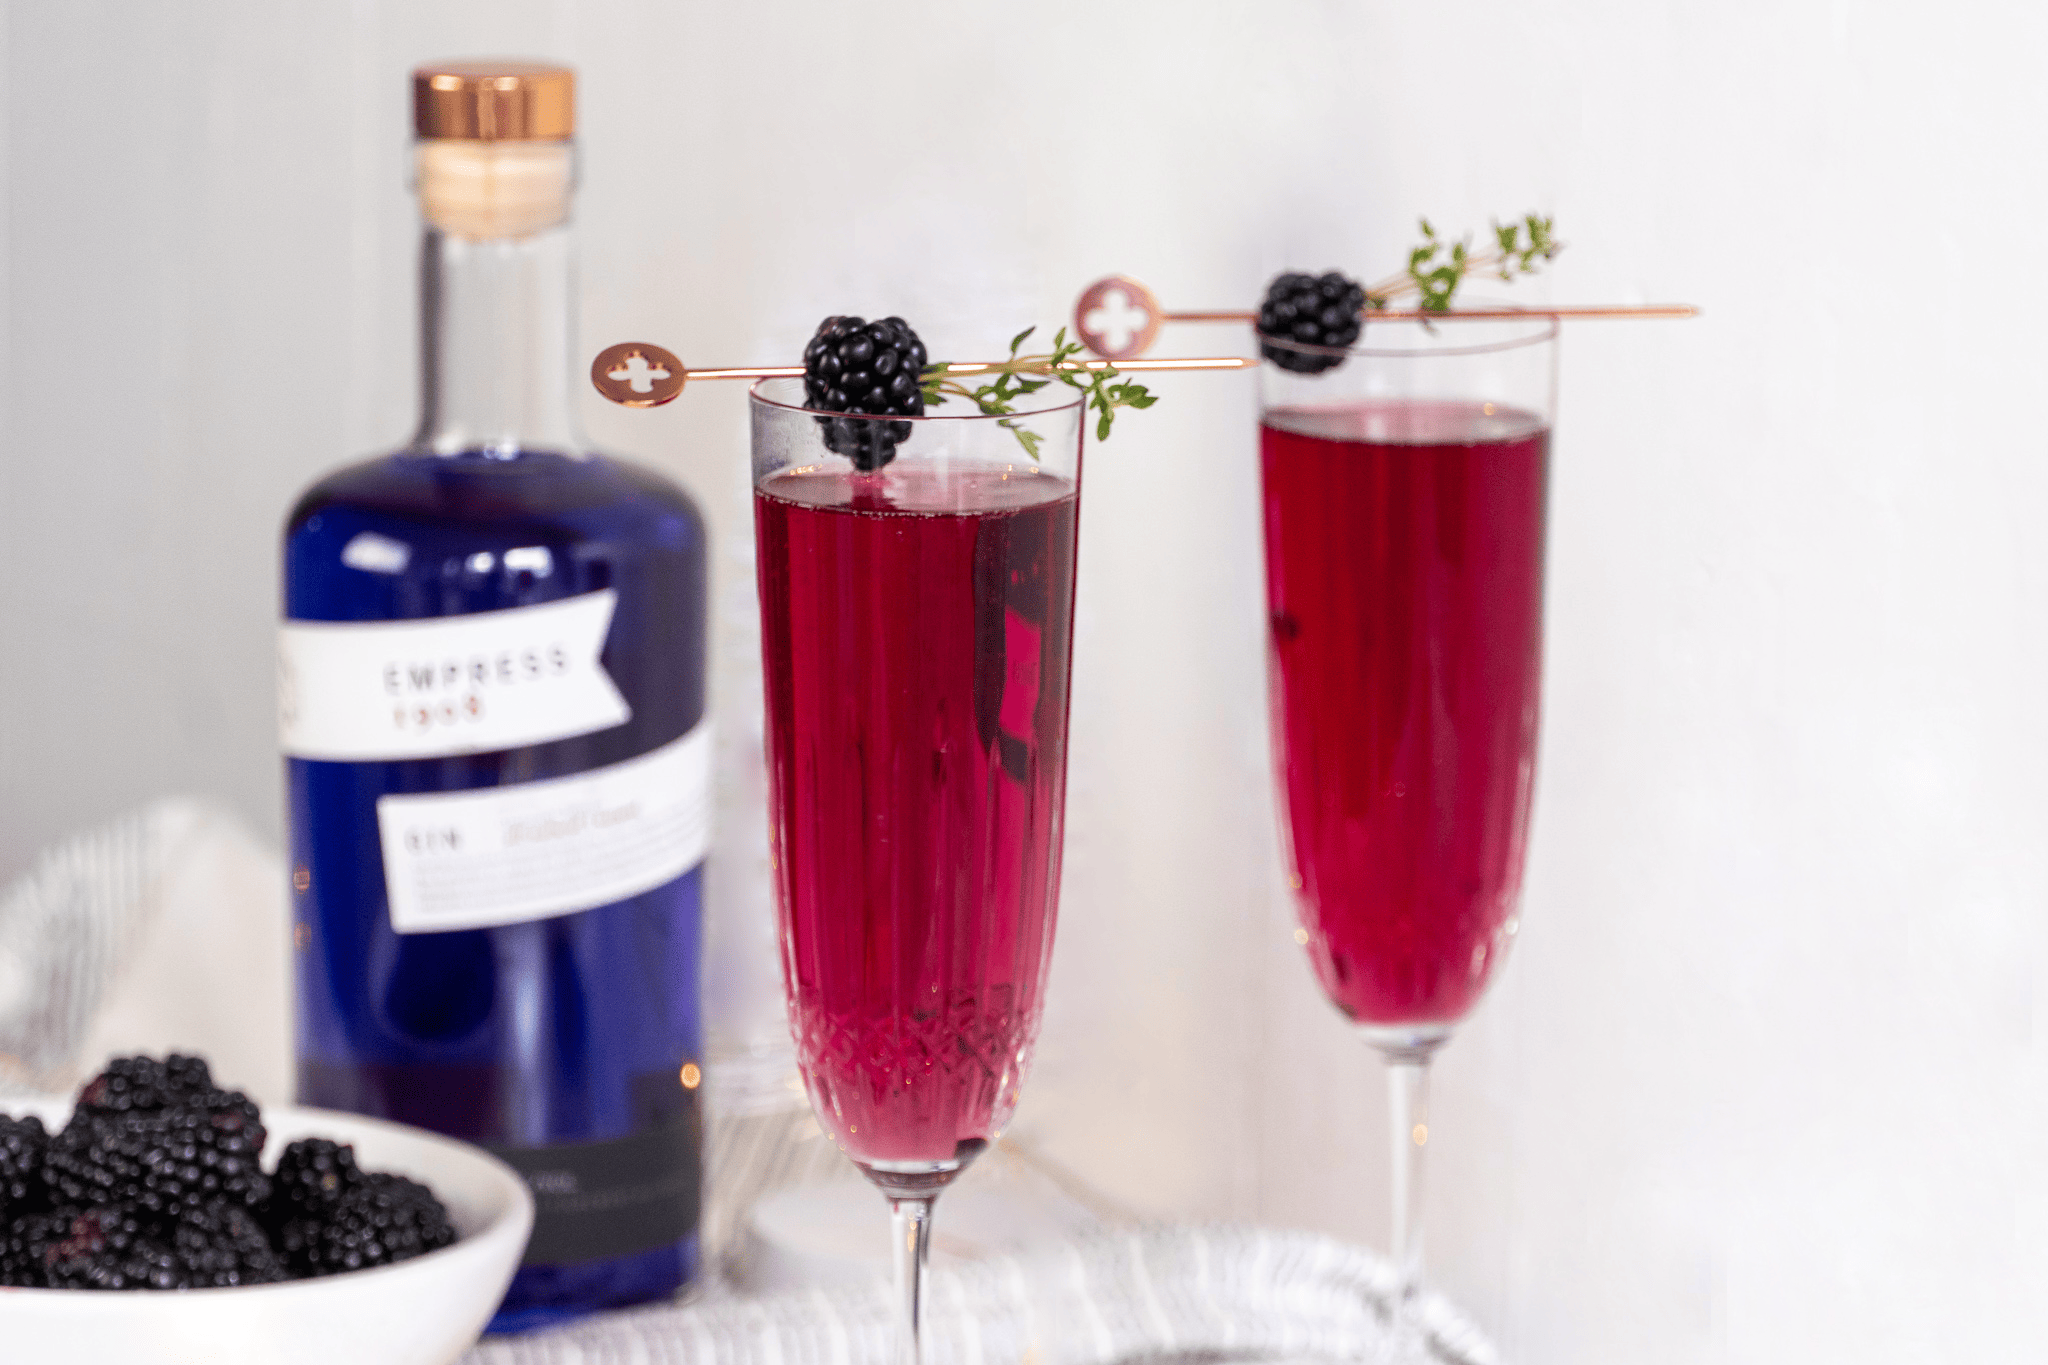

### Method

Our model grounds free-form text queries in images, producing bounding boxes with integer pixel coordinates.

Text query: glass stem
[1385,1049,1432,1301]
[889,1196,935,1365]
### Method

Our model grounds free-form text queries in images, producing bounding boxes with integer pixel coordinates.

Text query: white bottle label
[376,723,713,934]
[278,592,631,761]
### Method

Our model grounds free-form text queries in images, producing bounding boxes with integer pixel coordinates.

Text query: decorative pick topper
[591,342,688,407]
[1073,276,1163,363]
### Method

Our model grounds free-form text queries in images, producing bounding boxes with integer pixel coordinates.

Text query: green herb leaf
[921,325,1161,458]
[1369,211,1564,314]
[1000,417,1045,461]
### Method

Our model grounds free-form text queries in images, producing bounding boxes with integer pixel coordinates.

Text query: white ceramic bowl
[0,1099,534,1365]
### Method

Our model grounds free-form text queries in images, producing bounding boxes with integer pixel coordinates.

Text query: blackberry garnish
[277,1172,456,1278]
[75,1054,215,1116]
[48,1089,269,1217]
[0,1114,49,1217]
[38,1205,185,1291]
[801,315,927,471]
[1256,271,1366,375]
[171,1200,287,1287]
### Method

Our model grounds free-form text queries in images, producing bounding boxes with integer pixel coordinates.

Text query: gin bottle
[279,61,707,1328]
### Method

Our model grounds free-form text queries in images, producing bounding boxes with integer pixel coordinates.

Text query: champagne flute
[1257,313,1557,1314]
[750,379,1085,1363]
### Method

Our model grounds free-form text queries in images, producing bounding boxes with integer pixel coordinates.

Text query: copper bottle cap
[413,61,574,141]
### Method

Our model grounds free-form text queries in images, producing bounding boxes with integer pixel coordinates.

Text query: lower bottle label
[375,722,712,934]
[489,1103,702,1266]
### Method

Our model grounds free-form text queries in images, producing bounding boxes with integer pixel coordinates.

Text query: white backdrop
[1,3,2044,1362]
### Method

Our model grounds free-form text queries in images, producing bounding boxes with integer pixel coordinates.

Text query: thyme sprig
[921,326,1157,458]
[1365,213,1560,312]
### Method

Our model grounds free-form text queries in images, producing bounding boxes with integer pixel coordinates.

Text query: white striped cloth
[0,803,169,1091]
[0,798,293,1102]
[462,1226,1496,1365]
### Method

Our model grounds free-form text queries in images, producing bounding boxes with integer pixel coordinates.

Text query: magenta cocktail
[1257,315,1557,1307]
[1261,399,1548,1025]
[755,465,1077,1167]
[750,375,1084,1365]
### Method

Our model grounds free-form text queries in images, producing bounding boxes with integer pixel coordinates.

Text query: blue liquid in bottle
[282,74,705,1331]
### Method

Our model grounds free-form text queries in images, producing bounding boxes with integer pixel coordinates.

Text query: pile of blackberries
[0,1055,455,1290]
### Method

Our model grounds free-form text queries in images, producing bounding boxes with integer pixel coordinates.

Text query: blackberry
[2,1208,63,1286]
[801,315,928,471]
[1256,271,1366,374]
[75,1054,215,1116]
[48,1089,268,1216]
[277,1172,456,1278]
[37,1205,185,1291]
[263,1138,362,1229]
[171,1200,286,1287]
[0,1114,48,1217]
[5,1202,285,1290]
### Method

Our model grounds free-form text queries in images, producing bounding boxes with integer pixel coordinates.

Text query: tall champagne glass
[751,379,1085,1364]
[1257,314,1557,1312]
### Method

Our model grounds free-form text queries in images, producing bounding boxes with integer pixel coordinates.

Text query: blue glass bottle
[281,64,705,1331]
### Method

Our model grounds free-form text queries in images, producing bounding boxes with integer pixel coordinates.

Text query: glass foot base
[1358,1023,1452,1063]
[857,1138,988,1200]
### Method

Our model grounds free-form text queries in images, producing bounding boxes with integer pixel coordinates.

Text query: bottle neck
[412,215,584,458]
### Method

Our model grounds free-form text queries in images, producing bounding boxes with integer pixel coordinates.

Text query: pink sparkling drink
[1261,399,1548,1026]
[754,464,1078,1168]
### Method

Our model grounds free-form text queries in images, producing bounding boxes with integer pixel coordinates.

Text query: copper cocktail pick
[1069,275,1700,362]
[589,341,1259,408]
